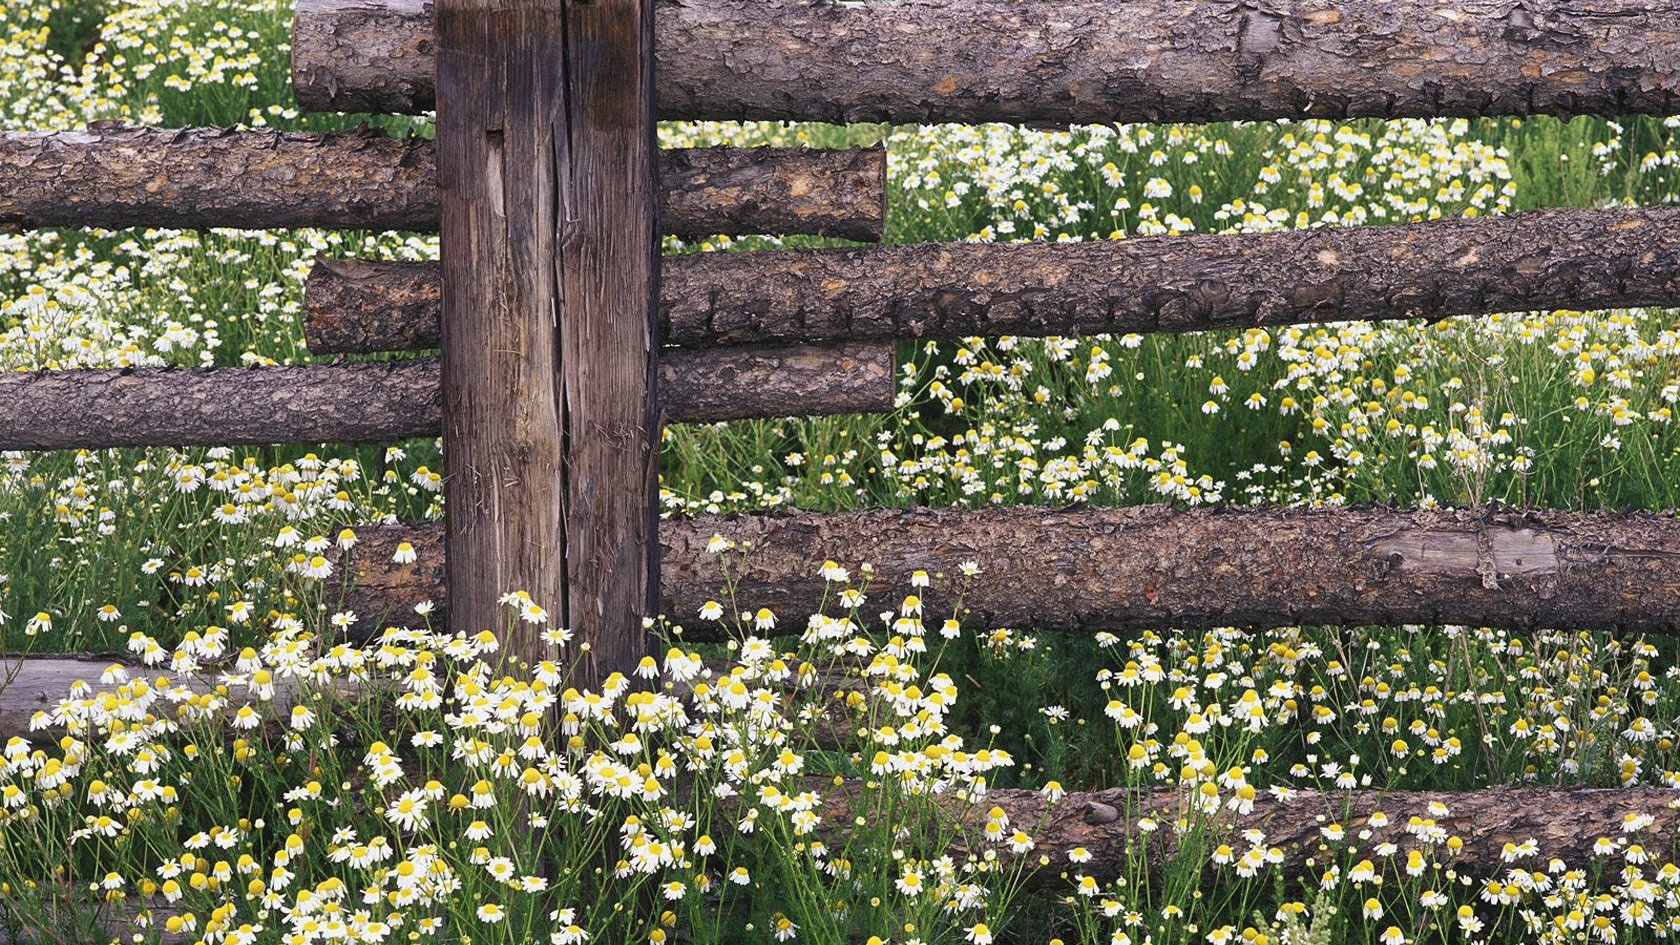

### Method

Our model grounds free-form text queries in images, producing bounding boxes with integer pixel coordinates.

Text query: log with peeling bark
[302,206,1680,354]
[331,506,1680,636]
[659,147,884,242]
[293,0,1680,123]
[0,127,885,240]
[822,781,1680,887]
[0,344,893,450]
[659,342,894,423]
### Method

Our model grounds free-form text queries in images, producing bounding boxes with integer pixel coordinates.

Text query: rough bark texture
[661,341,893,423]
[338,524,448,629]
[293,0,1680,123]
[0,348,892,452]
[659,146,884,242]
[293,0,438,116]
[334,506,1680,636]
[0,361,439,449]
[302,206,1680,353]
[304,258,446,351]
[822,781,1680,888]
[436,0,657,686]
[0,127,883,239]
[0,125,436,231]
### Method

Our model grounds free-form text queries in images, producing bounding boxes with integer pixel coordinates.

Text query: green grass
[3,3,1680,943]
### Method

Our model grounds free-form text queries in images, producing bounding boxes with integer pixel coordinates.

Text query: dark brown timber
[656,342,894,423]
[435,0,658,685]
[304,206,1680,353]
[0,361,440,449]
[0,128,884,240]
[294,0,1680,123]
[0,345,893,450]
[334,506,1680,635]
[659,146,884,242]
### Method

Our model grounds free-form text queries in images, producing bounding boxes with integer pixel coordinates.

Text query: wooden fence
[5,0,1680,933]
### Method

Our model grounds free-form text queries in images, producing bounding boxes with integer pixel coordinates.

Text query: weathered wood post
[435,0,658,687]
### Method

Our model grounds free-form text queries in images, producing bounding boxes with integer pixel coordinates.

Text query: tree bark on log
[332,506,1680,636]
[660,341,893,423]
[0,127,884,240]
[293,0,1680,124]
[827,782,1680,888]
[658,146,884,242]
[0,361,440,450]
[0,344,893,450]
[301,206,1680,354]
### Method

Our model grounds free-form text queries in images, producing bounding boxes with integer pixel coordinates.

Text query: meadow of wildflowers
[4,1,1680,943]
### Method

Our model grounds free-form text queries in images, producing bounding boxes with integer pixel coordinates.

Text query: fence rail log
[0,361,440,450]
[294,0,1680,124]
[0,345,893,451]
[660,341,895,423]
[304,206,1680,353]
[846,782,1680,886]
[332,506,1680,635]
[660,146,884,242]
[0,128,884,240]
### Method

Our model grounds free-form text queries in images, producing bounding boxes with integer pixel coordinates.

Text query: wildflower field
[4,1,1680,944]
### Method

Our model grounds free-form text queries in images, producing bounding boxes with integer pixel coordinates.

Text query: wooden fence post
[435,0,658,687]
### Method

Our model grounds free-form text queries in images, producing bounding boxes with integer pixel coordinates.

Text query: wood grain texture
[0,127,883,239]
[303,206,1680,353]
[335,506,1680,636]
[435,0,659,685]
[293,0,1680,123]
[0,347,893,451]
